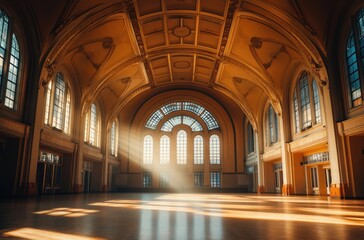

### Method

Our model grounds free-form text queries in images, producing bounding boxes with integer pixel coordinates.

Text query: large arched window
[160,135,170,164]
[143,135,153,164]
[267,104,278,145]
[177,130,187,164]
[194,135,203,164]
[110,120,118,157]
[345,8,364,108]
[0,9,21,110]
[44,72,71,134]
[84,103,101,147]
[209,134,220,164]
[247,122,255,154]
[292,71,322,133]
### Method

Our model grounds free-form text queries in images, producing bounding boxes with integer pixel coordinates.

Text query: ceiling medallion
[174,61,190,69]
[121,77,131,83]
[172,26,191,38]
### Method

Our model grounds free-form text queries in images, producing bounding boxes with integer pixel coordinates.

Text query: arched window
[194,135,203,164]
[84,103,101,147]
[267,104,278,145]
[247,122,255,154]
[209,134,220,164]
[292,72,322,133]
[44,72,72,134]
[143,135,153,164]
[110,120,118,157]
[345,8,364,108]
[177,130,187,164]
[0,9,21,110]
[160,135,170,164]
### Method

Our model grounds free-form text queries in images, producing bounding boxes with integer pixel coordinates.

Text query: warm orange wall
[348,136,364,197]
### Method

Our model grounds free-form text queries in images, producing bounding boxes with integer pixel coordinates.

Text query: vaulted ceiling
[21,0,342,127]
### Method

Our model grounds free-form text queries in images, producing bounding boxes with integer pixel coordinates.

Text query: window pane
[143,135,153,164]
[64,90,71,133]
[160,135,170,164]
[146,102,219,132]
[312,80,321,124]
[183,102,204,115]
[194,172,204,188]
[210,172,221,188]
[182,116,203,132]
[161,102,181,115]
[5,34,20,109]
[177,130,187,164]
[293,91,300,132]
[247,122,255,153]
[0,10,9,87]
[110,121,116,156]
[89,103,97,145]
[346,30,362,108]
[298,72,312,129]
[143,172,152,188]
[146,110,164,129]
[201,110,219,130]
[194,135,203,164]
[52,73,65,129]
[44,81,52,124]
[161,115,203,132]
[209,134,220,164]
[268,105,278,144]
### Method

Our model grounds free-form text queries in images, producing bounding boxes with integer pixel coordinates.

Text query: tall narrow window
[84,103,100,147]
[0,10,21,110]
[247,122,255,153]
[89,103,97,145]
[177,130,187,164]
[268,105,278,145]
[209,134,220,164]
[210,172,221,188]
[44,81,52,124]
[110,121,117,157]
[194,172,204,188]
[52,73,66,129]
[346,7,364,109]
[143,172,152,188]
[312,80,321,124]
[298,72,311,129]
[194,135,204,164]
[160,135,170,164]
[143,135,153,164]
[293,91,300,133]
[346,30,361,107]
[43,72,71,134]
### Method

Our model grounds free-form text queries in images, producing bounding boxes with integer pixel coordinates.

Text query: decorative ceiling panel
[165,0,197,10]
[200,0,227,16]
[131,0,233,87]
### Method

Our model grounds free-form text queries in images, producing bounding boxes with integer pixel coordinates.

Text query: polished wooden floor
[1,193,364,239]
